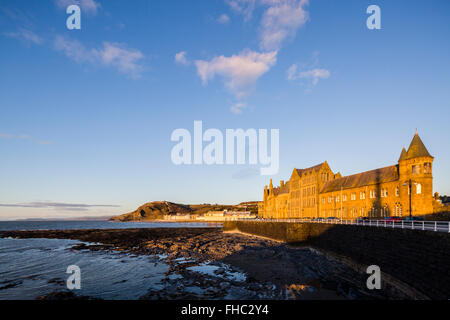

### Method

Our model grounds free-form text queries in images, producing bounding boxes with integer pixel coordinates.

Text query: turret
[398,130,434,215]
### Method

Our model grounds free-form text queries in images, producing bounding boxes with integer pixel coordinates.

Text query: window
[336,196,340,203]
[322,197,325,204]
[412,164,421,174]
[360,191,365,200]
[416,183,422,194]
[351,193,356,201]
[395,187,399,197]
[424,162,432,174]
[343,194,347,202]
[328,196,332,203]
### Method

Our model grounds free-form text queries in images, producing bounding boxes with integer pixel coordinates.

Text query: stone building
[259,131,440,219]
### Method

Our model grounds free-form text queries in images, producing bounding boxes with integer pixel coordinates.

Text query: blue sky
[1,0,449,219]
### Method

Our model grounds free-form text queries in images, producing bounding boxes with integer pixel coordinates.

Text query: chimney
[280,180,284,187]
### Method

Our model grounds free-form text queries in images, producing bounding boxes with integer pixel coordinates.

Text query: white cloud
[287,63,298,80]
[195,49,277,98]
[94,42,144,77]
[54,36,145,78]
[217,14,231,24]
[3,28,43,45]
[55,0,101,15]
[175,51,190,65]
[230,102,247,114]
[288,65,330,85]
[226,0,256,20]
[259,0,309,51]
[226,0,309,51]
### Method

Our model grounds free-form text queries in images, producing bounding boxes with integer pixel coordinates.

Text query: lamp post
[403,179,417,219]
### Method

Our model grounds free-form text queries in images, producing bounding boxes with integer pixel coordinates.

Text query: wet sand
[0,227,409,300]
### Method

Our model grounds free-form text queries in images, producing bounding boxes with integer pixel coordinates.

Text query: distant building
[163,213,191,220]
[259,131,443,219]
[197,210,256,221]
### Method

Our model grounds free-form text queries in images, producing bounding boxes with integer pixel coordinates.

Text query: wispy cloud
[287,52,330,86]
[259,0,309,51]
[55,0,101,15]
[3,28,43,45]
[226,0,309,50]
[217,14,231,24]
[195,49,277,98]
[226,0,256,20]
[0,202,120,212]
[175,51,190,66]
[0,133,51,145]
[54,36,145,78]
[230,102,247,114]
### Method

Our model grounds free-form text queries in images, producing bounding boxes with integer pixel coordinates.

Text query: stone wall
[223,221,450,300]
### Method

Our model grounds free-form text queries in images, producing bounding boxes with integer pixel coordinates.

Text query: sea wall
[223,221,450,300]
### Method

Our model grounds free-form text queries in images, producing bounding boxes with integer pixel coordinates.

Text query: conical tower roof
[405,131,432,160]
[398,147,407,161]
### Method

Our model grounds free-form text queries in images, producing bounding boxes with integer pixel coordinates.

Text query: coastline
[0,226,412,300]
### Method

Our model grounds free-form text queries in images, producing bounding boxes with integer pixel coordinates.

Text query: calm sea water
[0,220,219,231]
[0,221,218,300]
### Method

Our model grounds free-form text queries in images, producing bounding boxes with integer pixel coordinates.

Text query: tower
[398,131,434,215]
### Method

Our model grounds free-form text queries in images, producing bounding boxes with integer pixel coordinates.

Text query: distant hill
[110,201,258,222]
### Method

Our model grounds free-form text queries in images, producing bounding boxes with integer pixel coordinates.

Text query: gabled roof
[294,162,325,177]
[320,165,399,193]
[405,132,433,160]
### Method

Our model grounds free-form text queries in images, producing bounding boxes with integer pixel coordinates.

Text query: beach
[0,226,409,300]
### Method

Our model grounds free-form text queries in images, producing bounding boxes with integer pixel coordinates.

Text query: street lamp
[402,179,417,219]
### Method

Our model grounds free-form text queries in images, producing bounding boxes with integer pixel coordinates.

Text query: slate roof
[320,165,399,193]
[295,163,325,177]
[404,133,433,160]
[398,147,407,161]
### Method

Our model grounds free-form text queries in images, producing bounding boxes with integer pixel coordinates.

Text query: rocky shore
[0,227,409,300]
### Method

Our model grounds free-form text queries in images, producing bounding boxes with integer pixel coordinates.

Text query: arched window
[416,183,422,194]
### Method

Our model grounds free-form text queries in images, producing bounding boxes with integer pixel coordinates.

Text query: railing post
[402,220,404,229]
[392,221,394,228]
[434,221,437,232]
[412,221,414,230]
[422,221,425,231]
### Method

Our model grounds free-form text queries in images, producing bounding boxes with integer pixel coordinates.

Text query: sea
[0,220,218,300]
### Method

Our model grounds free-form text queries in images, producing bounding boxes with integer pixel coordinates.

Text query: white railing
[238,218,450,233]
